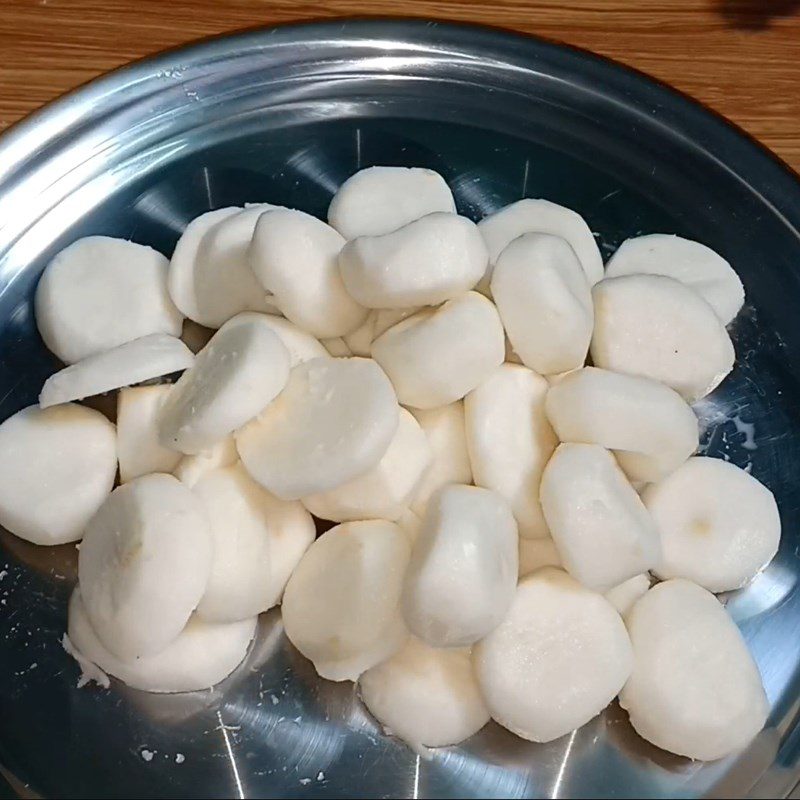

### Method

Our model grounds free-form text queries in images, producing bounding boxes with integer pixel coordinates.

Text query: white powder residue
[175,753,185,764]
[693,397,757,456]
[62,634,110,689]
[0,570,7,581]
[317,771,325,781]
[141,749,155,762]
[299,778,311,785]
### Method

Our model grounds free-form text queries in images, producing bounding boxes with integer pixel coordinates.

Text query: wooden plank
[0,0,798,170]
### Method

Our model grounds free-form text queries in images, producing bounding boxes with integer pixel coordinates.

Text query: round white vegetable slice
[236,357,399,500]
[169,207,237,322]
[491,233,593,374]
[158,314,290,454]
[540,443,661,591]
[465,364,557,539]
[402,484,518,647]
[193,464,314,622]
[117,386,182,483]
[78,473,213,660]
[35,236,183,364]
[473,568,632,743]
[339,213,487,308]
[302,409,431,523]
[168,206,277,328]
[359,637,490,748]
[328,166,456,239]
[254,314,327,366]
[642,457,781,592]
[591,274,735,401]
[0,404,116,545]
[371,292,505,409]
[605,234,744,325]
[545,367,699,483]
[619,579,769,760]
[409,402,473,517]
[518,537,562,578]
[249,208,367,338]
[67,589,256,693]
[172,437,238,488]
[39,333,194,409]
[477,198,603,286]
[282,520,410,682]
[604,573,650,617]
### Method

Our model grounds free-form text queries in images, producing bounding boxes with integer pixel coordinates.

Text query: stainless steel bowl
[1,19,800,799]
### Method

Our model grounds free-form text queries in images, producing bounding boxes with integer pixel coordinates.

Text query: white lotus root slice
[643,457,781,592]
[328,166,456,239]
[236,357,399,500]
[540,443,661,591]
[0,404,116,545]
[168,206,277,328]
[339,213,488,308]
[518,537,562,578]
[303,409,431,523]
[491,233,593,375]
[282,520,410,681]
[158,314,290,455]
[371,292,505,409]
[249,208,368,338]
[409,402,473,517]
[254,313,327,366]
[117,386,182,482]
[604,573,650,617]
[39,333,194,409]
[473,568,632,743]
[465,364,557,539]
[545,367,699,483]
[606,234,744,325]
[477,198,604,286]
[591,274,735,401]
[359,636,490,748]
[619,579,769,760]
[172,437,238,488]
[78,473,213,661]
[67,589,256,693]
[193,464,315,622]
[35,236,183,364]
[402,484,518,648]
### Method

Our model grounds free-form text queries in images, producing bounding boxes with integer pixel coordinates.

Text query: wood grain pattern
[0,0,799,171]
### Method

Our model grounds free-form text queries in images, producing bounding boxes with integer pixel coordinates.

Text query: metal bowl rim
[1,17,799,238]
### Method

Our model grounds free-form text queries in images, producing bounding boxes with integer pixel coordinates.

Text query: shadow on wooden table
[717,0,800,29]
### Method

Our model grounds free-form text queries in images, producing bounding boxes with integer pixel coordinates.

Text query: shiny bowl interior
[1,19,800,800]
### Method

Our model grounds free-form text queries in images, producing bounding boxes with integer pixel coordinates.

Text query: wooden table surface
[0,0,799,172]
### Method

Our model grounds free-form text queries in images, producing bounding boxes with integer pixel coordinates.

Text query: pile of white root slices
[0,165,781,762]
